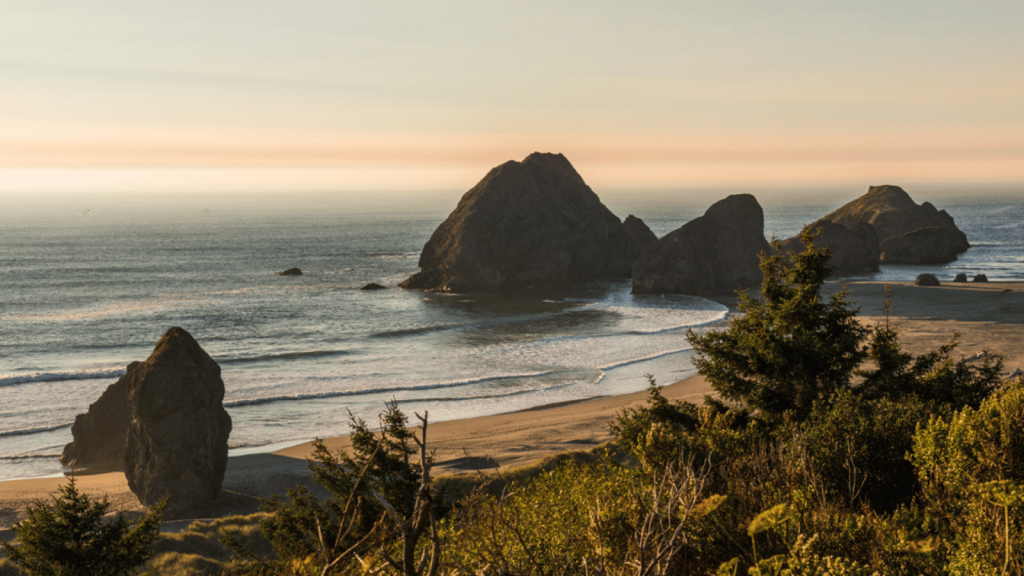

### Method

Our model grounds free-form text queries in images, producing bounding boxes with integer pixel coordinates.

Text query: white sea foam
[0,368,125,388]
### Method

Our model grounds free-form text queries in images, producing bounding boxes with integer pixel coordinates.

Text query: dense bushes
[910,380,1024,575]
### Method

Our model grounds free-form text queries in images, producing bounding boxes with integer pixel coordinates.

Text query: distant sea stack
[623,215,658,259]
[778,219,880,275]
[399,152,633,292]
[632,194,771,295]
[124,327,232,518]
[824,185,969,264]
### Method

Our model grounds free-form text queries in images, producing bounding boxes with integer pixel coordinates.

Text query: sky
[1,1,1022,195]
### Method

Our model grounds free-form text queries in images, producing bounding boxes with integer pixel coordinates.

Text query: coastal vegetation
[0,479,164,575]
[2,232,1020,575]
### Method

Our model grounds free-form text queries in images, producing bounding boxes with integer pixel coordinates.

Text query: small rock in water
[361,282,386,290]
[953,273,968,282]
[973,274,988,282]
[915,273,940,287]
[277,268,302,276]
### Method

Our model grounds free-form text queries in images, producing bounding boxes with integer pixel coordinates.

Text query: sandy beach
[2,280,1022,532]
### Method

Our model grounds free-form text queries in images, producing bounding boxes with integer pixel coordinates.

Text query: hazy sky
[2,1,1022,193]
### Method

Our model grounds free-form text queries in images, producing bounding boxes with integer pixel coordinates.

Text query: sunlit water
[1,189,1021,479]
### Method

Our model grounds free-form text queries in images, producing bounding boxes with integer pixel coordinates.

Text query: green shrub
[802,390,930,512]
[0,478,164,576]
[610,376,756,473]
[229,401,441,575]
[910,379,1024,574]
[441,455,719,575]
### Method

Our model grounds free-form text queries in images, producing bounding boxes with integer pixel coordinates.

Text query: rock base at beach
[631,194,771,295]
[779,218,879,275]
[123,327,232,519]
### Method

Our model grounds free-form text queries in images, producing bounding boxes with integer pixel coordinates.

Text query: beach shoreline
[2,280,1022,532]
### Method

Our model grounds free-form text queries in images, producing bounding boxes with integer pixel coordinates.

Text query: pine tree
[1,478,164,576]
[687,229,868,419]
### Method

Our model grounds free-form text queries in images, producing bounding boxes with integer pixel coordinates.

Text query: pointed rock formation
[399,153,632,292]
[631,194,771,295]
[122,328,232,518]
[823,185,968,263]
[623,215,658,259]
[60,362,140,469]
[61,328,232,517]
[778,219,880,275]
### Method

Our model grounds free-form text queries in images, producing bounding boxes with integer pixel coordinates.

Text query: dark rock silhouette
[778,219,879,275]
[880,227,963,264]
[632,194,771,295]
[360,282,386,290]
[954,273,968,282]
[916,273,941,287]
[623,215,658,259]
[399,153,632,292]
[277,268,302,276]
[973,274,989,282]
[123,327,232,518]
[824,185,968,264]
[60,362,141,469]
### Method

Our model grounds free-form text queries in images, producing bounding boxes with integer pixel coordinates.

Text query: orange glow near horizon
[2,123,1022,193]
[3,3,1022,193]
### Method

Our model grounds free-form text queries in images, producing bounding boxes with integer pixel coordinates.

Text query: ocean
[1,187,1021,480]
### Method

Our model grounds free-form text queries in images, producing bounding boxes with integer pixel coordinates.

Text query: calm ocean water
[1,188,1021,480]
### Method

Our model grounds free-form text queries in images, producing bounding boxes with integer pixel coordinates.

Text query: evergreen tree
[1,478,164,576]
[687,229,868,419]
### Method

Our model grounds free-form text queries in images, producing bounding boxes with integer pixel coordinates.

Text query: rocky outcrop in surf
[778,219,880,275]
[122,327,232,518]
[60,363,139,469]
[631,194,771,295]
[823,185,968,264]
[399,152,633,293]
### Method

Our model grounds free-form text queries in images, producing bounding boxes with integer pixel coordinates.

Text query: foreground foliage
[225,401,440,575]
[0,478,165,576]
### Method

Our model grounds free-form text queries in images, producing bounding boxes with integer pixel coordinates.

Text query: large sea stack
[632,194,772,295]
[123,327,232,518]
[778,218,880,275]
[399,152,632,292]
[823,185,969,263]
